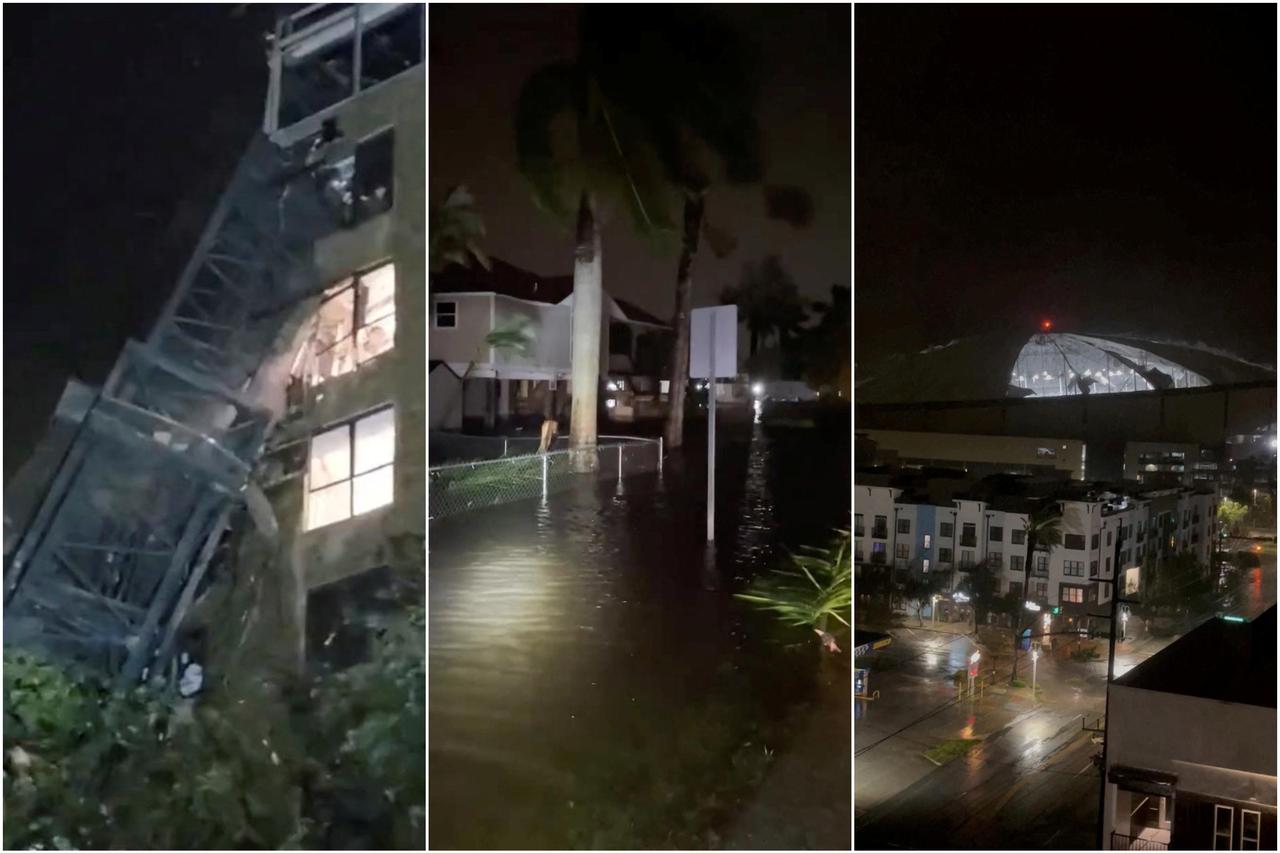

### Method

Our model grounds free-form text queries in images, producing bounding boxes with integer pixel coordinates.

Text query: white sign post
[690,305,738,542]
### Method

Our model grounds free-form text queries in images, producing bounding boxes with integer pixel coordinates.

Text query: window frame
[1240,808,1260,850]
[312,262,397,385]
[897,518,911,535]
[1213,804,1233,850]
[434,299,458,329]
[305,405,396,531]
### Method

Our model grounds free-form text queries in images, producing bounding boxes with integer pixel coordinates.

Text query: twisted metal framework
[4,133,337,684]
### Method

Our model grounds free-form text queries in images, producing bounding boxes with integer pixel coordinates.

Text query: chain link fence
[428,434,663,520]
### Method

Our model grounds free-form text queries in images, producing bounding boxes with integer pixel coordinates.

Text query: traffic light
[1051,606,1061,615]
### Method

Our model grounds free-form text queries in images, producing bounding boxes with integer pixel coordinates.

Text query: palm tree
[720,256,808,358]
[1011,504,1063,684]
[429,186,490,274]
[515,12,675,465]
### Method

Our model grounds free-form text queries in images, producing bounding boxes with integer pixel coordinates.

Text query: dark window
[1091,533,1100,549]
[854,514,864,536]
[989,526,1003,542]
[1033,580,1048,599]
[896,543,910,559]
[1010,529,1026,545]
[987,551,1002,568]
[960,551,975,568]
[1034,554,1048,574]
[1009,581,1023,599]
[897,518,911,534]
[940,522,954,538]
[1009,555,1024,572]
[1090,560,1098,576]
[1064,534,1086,550]
[960,523,977,547]
[871,542,886,564]
[872,515,888,538]
[939,547,953,563]
[434,300,457,328]
[1063,560,1085,577]
[351,128,395,223]
[609,322,633,357]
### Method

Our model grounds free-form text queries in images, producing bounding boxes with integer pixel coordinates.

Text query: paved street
[855,539,1276,849]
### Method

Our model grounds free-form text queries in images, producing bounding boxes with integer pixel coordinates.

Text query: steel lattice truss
[5,132,337,683]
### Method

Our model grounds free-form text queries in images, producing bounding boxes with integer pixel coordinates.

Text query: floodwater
[428,419,850,849]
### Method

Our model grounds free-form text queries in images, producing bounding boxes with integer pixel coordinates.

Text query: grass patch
[923,738,981,766]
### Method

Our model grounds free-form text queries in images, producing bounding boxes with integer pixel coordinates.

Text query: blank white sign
[689,305,738,379]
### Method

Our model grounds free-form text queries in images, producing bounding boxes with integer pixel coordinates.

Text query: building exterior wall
[232,60,424,674]
[430,292,492,365]
[1105,683,1277,850]
[854,485,899,567]
[862,430,1084,478]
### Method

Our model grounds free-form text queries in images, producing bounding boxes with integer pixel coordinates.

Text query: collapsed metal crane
[4,129,340,684]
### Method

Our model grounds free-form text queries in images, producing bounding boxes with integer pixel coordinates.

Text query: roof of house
[1114,606,1276,708]
[431,259,669,328]
[431,258,574,304]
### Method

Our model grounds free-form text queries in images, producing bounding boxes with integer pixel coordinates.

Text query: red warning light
[1040,319,1054,332]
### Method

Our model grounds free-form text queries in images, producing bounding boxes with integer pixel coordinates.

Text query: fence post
[618,444,623,482]
[503,438,508,457]
[542,452,548,499]
[658,436,663,472]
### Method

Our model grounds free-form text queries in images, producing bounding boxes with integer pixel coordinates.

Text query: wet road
[856,539,1276,849]
[428,423,850,849]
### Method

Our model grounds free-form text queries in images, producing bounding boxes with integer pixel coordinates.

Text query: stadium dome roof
[856,331,1274,405]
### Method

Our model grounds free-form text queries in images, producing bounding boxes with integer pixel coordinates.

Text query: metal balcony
[871,526,888,540]
[1110,831,1168,851]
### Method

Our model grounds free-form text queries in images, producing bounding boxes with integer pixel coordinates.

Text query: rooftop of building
[1114,607,1276,708]
[430,258,669,328]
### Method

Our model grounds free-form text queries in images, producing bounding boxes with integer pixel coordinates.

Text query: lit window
[1213,805,1233,849]
[306,407,395,530]
[312,263,397,385]
[922,559,930,573]
[923,534,932,549]
[1062,587,1083,604]
[435,300,457,329]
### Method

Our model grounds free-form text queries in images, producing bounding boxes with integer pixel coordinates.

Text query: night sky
[856,5,1276,366]
[429,4,851,318]
[4,5,274,477]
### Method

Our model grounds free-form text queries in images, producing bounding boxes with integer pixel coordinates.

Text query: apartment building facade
[855,474,1218,620]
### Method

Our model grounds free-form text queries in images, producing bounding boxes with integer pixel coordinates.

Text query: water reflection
[429,424,850,848]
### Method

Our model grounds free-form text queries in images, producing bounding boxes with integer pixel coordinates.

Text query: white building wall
[854,485,899,566]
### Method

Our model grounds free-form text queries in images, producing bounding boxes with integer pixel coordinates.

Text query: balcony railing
[854,526,865,537]
[871,526,888,540]
[870,552,886,565]
[1110,831,1168,851]
[960,534,977,547]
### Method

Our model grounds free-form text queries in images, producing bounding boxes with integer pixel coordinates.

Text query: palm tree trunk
[569,190,602,468]
[664,192,704,449]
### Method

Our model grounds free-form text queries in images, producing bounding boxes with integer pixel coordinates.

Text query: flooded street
[428,420,850,848]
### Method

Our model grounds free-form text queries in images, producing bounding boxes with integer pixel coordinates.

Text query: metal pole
[351,5,364,96]
[707,313,716,542]
[618,443,623,482]
[1032,650,1038,697]
[542,452,548,500]
[658,435,663,473]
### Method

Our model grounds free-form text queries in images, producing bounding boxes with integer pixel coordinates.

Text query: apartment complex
[251,4,425,673]
[1103,608,1276,851]
[854,471,1217,621]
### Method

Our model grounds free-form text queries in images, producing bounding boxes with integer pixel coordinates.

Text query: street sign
[689,305,738,379]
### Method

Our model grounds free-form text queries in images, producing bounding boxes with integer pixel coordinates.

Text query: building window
[1010,528,1026,545]
[310,263,396,385]
[854,514,864,537]
[940,522,954,538]
[306,407,396,531]
[873,515,888,538]
[1064,534,1085,550]
[1090,560,1098,577]
[350,127,395,224]
[1091,533,1099,549]
[1061,586,1083,604]
[896,543,910,559]
[989,526,1003,542]
[1213,805,1233,850]
[939,547,953,563]
[987,551,1002,569]
[871,542,886,563]
[960,523,977,547]
[1063,560,1084,577]
[1032,580,1048,599]
[1241,809,1260,850]
[855,546,864,563]
[1105,557,1111,574]
[898,518,911,534]
[1009,555,1024,573]
[1009,581,1022,598]
[922,558,930,573]
[1107,530,1112,546]
[923,534,932,549]
[960,551,975,568]
[1034,554,1048,574]
[434,299,457,329]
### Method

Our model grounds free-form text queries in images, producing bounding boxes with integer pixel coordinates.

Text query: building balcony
[854,525,865,538]
[1109,831,1168,851]
[871,526,888,540]
[960,534,977,547]
[870,552,886,565]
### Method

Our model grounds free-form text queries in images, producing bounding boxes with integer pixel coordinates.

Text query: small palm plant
[735,531,852,653]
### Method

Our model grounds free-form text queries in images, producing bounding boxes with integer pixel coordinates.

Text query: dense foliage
[736,531,852,649]
[4,610,424,850]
